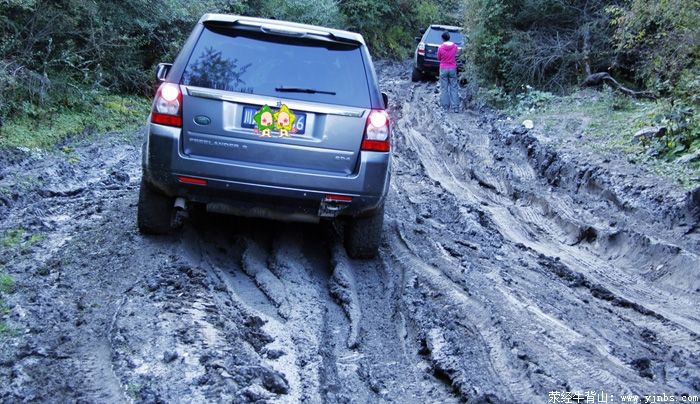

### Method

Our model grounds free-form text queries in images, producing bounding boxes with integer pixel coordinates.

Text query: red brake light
[178,176,207,186]
[361,110,390,152]
[325,194,353,202]
[417,42,425,55]
[151,83,182,127]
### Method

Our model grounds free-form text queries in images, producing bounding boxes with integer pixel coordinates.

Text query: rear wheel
[137,178,174,234]
[344,206,384,259]
[411,67,423,82]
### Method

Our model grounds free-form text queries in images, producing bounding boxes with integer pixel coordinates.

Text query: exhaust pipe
[172,197,188,228]
[174,197,187,211]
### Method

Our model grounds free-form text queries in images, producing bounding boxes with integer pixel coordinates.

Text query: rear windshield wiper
[275,86,336,95]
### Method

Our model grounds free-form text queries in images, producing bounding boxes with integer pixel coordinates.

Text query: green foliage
[126,383,144,400]
[0,273,13,295]
[515,89,700,187]
[0,322,21,338]
[463,0,699,164]
[514,88,556,113]
[0,228,44,252]
[463,0,614,91]
[0,270,14,338]
[0,93,150,149]
[608,0,700,93]
[480,85,512,109]
[1,229,25,249]
[250,0,343,27]
[0,0,245,121]
[463,0,511,86]
[645,103,700,159]
[341,0,460,59]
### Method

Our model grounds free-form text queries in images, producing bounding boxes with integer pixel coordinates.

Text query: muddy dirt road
[1,61,699,403]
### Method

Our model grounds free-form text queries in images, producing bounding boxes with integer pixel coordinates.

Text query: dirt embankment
[1,61,698,403]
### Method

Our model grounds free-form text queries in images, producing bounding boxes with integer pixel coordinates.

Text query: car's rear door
[179,24,371,176]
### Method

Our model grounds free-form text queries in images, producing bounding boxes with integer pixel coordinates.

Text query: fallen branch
[581,72,656,99]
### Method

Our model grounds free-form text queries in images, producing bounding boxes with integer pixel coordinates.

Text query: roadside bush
[341,0,459,59]
[479,85,512,110]
[515,89,556,113]
[0,93,150,149]
[250,0,343,28]
[462,0,511,87]
[463,0,614,92]
[0,0,244,123]
[607,0,700,94]
[646,103,700,159]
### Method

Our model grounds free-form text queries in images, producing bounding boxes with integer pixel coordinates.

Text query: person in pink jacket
[437,31,460,112]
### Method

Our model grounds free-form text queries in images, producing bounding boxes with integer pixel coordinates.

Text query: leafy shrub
[463,0,615,92]
[607,0,700,94]
[515,89,556,112]
[480,85,512,110]
[647,104,700,159]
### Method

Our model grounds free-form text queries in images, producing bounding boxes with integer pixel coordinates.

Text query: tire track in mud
[184,215,461,403]
[382,70,700,401]
[398,100,699,334]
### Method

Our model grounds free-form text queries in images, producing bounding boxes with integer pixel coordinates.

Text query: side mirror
[414,36,421,44]
[382,92,389,108]
[155,63,173,82]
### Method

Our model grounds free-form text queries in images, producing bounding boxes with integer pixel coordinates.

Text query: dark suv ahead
[412,24,464,81]
[138,14,391,258]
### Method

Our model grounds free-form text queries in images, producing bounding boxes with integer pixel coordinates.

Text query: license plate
[241,106,307,135]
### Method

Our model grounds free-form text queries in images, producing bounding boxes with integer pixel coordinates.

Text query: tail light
[417,42,425,55]
[361,110,390,152]
[324,194,353,202]
[151,82,182,127]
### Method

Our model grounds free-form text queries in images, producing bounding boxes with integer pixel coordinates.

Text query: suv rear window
[425,28,464,45]
[181,27,371,108]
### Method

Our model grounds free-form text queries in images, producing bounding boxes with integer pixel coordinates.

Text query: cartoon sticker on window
[251,104,298,138]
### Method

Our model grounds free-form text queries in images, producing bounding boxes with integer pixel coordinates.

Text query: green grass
[512,89,700,188]
[0,273,12,294]
[0,271,16,338]
[1,228,44,252]
[0,322,20,338]
[126,383,143,399]
[0,93,150,149]
[1,229,25,249]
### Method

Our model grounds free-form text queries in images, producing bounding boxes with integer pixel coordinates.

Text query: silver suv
[138,14,391,258]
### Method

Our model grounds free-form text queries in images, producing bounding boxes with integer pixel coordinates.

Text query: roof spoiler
[201,15,363,45]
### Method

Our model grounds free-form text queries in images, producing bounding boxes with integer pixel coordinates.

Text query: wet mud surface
[1,61,699,403]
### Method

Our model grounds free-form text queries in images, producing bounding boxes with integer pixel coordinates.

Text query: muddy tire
[344,206,384,259]
[411,67,423,82]
[137,178,174,234]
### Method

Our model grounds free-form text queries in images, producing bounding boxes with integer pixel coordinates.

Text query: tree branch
[581,72,656,99]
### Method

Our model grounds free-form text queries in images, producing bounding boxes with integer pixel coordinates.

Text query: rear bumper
[416,54,440,75]
[142,123,390,218]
